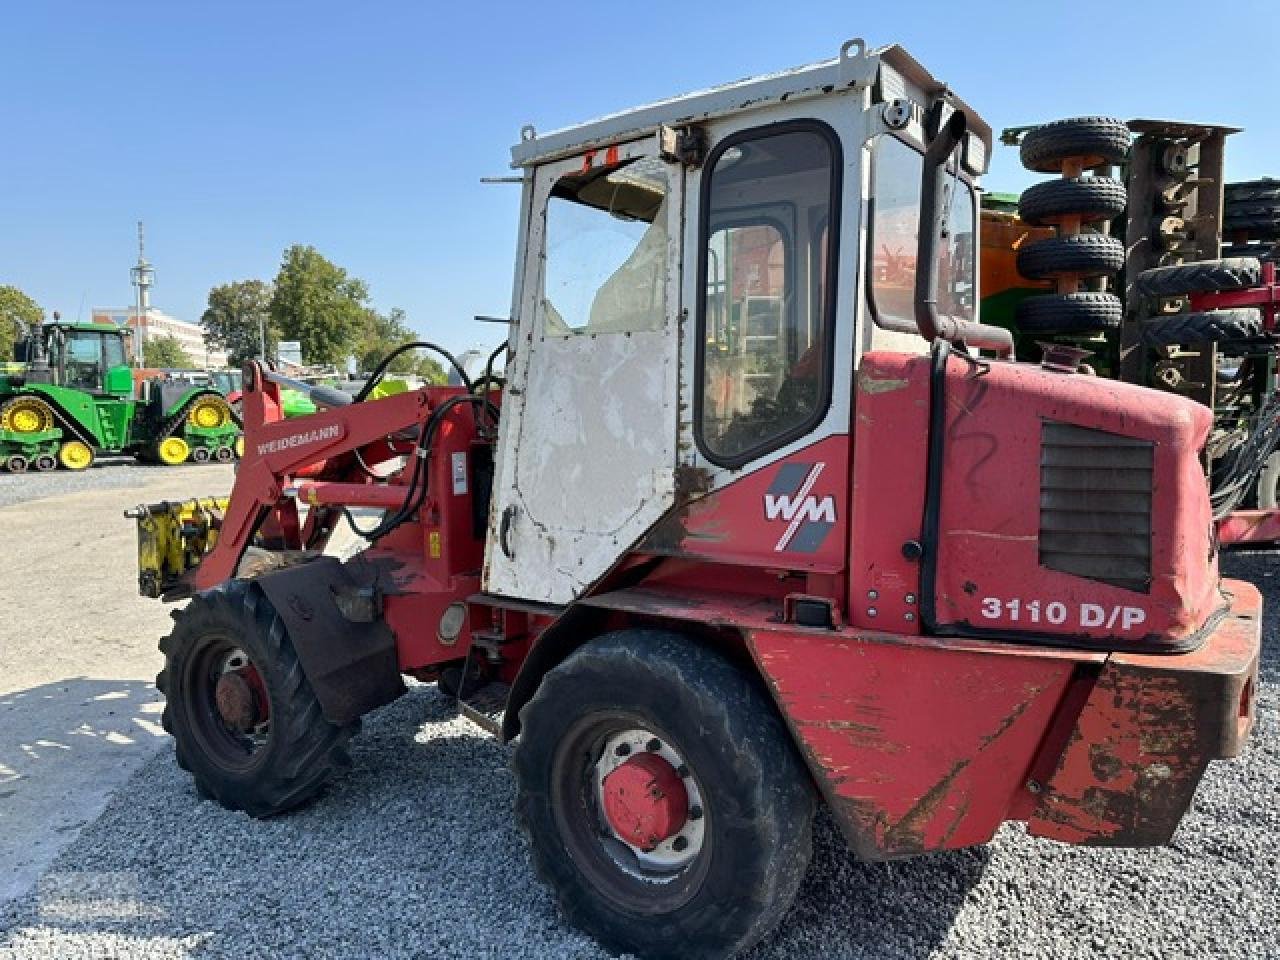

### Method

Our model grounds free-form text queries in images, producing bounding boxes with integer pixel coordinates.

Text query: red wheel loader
[128,39,1260,960]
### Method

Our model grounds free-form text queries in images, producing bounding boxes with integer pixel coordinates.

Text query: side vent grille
[1039,421,1153,593]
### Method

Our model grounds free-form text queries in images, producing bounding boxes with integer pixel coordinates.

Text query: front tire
[158,581,357,817]
[513,630,815,960]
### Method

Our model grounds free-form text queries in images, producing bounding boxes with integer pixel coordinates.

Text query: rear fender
[252,556,406,725]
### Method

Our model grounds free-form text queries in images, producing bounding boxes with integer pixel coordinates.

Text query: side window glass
[542,157,669,336]
[870,135,976,329]
[698,127,836,464]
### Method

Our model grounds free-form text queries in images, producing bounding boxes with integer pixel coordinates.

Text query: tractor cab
[20,323,134,398]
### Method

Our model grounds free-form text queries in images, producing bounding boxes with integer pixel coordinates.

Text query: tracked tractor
[129,40,1260,960]
[0,320,241,471]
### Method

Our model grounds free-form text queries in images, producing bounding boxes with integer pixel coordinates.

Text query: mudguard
[254,556,406,725]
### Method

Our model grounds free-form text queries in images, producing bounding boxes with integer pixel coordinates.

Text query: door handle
[499,505,517,559]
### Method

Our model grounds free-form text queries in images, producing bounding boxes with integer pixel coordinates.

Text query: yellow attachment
[157,437,191,465]
[188,396,232,429]
[132,497,229,598]
[233,436,245,459]
[58,441,94,471]
[1,396,56,435]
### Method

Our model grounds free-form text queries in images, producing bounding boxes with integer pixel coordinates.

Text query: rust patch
[883,758,971,853]
[858,374,911,395]
[673,463,713,502]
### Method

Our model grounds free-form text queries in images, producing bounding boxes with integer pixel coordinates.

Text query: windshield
[869,135,976,331]
[542,156,669,336]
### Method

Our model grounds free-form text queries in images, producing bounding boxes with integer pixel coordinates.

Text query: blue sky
[2,1,1276,356]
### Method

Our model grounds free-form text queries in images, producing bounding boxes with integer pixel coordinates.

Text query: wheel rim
[187,636,272,772]
[188,397,231,429]
[233,436,245,459]
[551,714,710,913]
[58,441,93,470]
[2,398,54,435]
[157,437,190,465]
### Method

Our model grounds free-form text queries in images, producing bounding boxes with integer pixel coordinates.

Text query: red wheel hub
[215,667,267,733]
[601,752,689,851]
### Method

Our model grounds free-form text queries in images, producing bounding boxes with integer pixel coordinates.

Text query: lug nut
[615,743,631,757]
[646,738,662,752]
[689,805,704,821]
[672,836,689,852]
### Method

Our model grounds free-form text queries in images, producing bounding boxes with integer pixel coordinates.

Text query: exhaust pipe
[914,109,1014,358]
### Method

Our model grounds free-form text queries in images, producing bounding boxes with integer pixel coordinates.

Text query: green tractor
[0,321,242,472]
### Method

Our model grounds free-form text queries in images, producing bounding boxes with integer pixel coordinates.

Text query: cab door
[484,138,684,604]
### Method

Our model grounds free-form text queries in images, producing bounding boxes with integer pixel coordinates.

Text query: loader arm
[141,361,435,599]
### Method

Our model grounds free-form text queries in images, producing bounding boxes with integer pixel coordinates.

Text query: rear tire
[1020,117,1130,173]
[1016,233,1125,280]
[158,581,357,817]
[513,630,815,960]
[1142,309,1263,346]
[1018,177,1127,226]
[1133,257,1261,298]
[1016,292,1122,334]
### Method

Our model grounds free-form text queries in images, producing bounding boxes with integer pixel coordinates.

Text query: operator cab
[486,39,996,603]
[20,323,133,397]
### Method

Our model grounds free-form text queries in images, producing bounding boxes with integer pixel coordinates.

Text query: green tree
[201,279,274,366]
[0,285,45,362]
[143,334,195,368]
[269,245,369,366]
[353,307,448,383]
[413,353,447,384]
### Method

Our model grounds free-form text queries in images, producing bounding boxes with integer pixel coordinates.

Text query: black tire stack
[1013,118,1131,337]
[1222,179,1280,263]
[1127,175,1267,347]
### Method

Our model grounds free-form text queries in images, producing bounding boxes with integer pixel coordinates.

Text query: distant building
[91,307,229,369]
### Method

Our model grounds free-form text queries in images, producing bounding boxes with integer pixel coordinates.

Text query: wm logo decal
[763,462,836,552]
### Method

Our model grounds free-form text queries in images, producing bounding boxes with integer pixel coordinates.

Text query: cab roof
[47,322,128,334]
[510,39,992,170]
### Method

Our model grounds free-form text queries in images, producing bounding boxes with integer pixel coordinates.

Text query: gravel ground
[0,460,171,509]
[0,554,1276,959]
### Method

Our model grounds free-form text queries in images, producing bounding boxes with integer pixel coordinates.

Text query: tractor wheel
[513,630,815,960]
[0,395,56,436]
[1018,176,1127,226]
[57,441,95,471]
[1015,292,1123,334]
[1141,309,1263,346]
[4,455,28,473]
[158,581,358,817]
[1225,179,1280,240]
[233,436,245,460]
[155,437,191,466]
[34,454,57,472]
[1133,257,1261,299]
[1020,117,1130,173]
[187,395,234,430]
[1256,452,1280,511]
[1016,233,1125,281]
